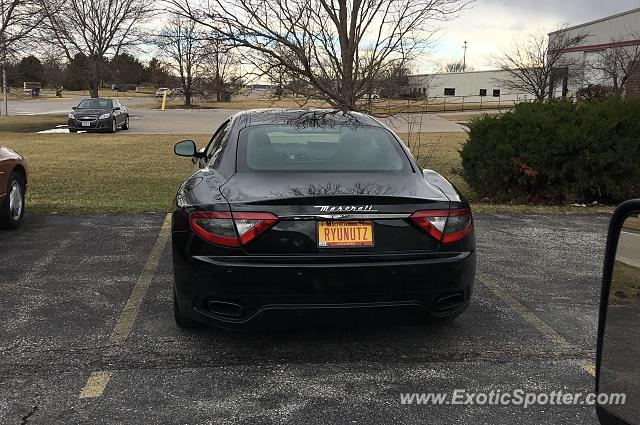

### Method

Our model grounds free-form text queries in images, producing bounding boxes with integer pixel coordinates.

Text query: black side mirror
[72,106,77,110]
[596,199,640,424]
[174,140,197,157]
[114,106,121,111]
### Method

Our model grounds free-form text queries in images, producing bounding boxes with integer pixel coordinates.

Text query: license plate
[81,121,91,127]
[317,220,373,248]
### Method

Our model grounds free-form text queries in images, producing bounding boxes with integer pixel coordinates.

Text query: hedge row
[460,97,640,204]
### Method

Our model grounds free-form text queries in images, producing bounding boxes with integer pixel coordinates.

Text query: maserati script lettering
[314,205,378,212]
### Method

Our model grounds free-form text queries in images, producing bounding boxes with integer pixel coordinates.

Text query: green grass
[0,130,615,214]
[0,114,67,132]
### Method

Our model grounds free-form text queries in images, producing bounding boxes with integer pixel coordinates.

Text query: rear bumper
[173,247,476,327]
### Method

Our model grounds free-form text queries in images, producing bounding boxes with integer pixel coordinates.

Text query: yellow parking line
[109,213,172,346]
[79,371,112,398]
[478,273,596,377]
[79,213,172,398]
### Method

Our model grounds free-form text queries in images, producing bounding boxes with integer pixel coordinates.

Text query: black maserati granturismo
[171,109,475,328]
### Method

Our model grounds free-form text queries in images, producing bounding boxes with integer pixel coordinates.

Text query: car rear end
[172,118,475,327]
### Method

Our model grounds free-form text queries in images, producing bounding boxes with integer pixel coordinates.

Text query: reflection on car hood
[219,172,449,203]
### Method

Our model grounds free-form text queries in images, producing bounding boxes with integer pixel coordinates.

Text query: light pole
[462,41,468,72]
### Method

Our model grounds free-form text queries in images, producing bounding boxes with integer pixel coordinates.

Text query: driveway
[0,213,608,423]
[7,96,158,116]
[11,96,467,134]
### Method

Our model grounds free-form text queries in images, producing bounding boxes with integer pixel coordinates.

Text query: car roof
[231,108,384,129]
[80,98,113,102]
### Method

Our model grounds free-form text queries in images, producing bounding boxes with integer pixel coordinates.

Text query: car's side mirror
[596,199,640,425]
[114,106,121,111]
[72,106,77,110]
[174,140,197,157]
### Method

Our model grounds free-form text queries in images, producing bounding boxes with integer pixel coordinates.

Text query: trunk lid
[220,173,450,254]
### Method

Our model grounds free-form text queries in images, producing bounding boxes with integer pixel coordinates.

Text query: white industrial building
[402,8,640,103]
[550,7,640,97]
[403,70,534,107]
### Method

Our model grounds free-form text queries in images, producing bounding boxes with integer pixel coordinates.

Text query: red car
[0,146,28,229]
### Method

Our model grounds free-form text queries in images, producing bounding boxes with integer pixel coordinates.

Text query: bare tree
[202,36,244,102]
[439,60,473,73]
[42,0,152,97]
[493,30,588,102]
[587,35,640,94]
[167,0,471,111]
[377,62,411,99]
[155,15,207,107]
[1,0,49,114]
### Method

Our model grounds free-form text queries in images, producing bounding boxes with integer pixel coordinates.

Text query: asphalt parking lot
[0,212,609,424]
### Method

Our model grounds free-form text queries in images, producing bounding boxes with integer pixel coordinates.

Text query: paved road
[11,96,467,134]
[7,96,158,115]
[125,110,465,135]
[0,213,609,424]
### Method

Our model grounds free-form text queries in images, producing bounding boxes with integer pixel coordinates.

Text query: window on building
[422,88,426,94]
[444,88,455,96]
[479,89,487,97]
[493,89,501,97]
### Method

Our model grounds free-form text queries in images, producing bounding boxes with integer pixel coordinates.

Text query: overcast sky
[425,0,640,72]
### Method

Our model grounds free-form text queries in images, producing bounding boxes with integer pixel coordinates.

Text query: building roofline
[549,7,640,35]
[408,69,508,78]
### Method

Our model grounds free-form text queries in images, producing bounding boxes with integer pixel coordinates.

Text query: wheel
[110,118,117,133]
[122,115,129,130]
[173,288,199,328]
[0,171,26,229]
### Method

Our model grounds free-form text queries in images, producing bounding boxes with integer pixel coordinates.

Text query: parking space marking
[108,213,172,346]
[478,273,596,377]
[11,234,76,289]
[79,371,112,398]
[78,214,171,398]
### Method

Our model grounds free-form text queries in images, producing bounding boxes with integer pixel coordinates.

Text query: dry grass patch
[397,132,469,196]
[0,130,615,215]
[3,132,200,212]
[128,97,331,110]
[0,114,67,132]
[624,216,640,232]
[437,113,501,122]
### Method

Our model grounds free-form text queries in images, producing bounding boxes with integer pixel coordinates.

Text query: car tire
[0,171,26,230]
[110,119,117,133]
[122,115,130,130]
[173,289,199,329]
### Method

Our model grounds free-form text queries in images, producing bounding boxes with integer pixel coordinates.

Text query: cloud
[420,0,639,72]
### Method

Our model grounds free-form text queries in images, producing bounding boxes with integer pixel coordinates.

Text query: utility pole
[462,41,468,72]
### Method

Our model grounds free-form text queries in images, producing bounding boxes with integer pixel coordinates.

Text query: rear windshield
[77,99,112,109]
[237,125,411,173]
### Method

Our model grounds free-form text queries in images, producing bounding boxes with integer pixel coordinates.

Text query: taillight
[410,208,473,244]
[189,211,278,247]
